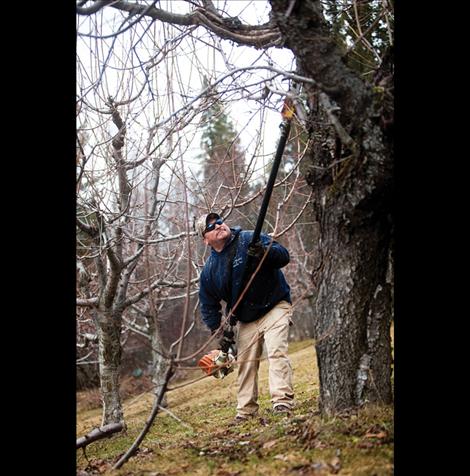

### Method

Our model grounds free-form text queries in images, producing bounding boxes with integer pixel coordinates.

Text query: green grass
[77,340,393,475]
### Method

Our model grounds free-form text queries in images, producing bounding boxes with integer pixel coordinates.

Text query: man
[196,212,294,422]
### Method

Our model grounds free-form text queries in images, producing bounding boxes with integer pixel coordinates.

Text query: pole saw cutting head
[197,349,235,379]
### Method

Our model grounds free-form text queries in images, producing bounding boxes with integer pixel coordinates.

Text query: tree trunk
[95,309,124,425]
[270,0,393,414]
[313,200,392,414]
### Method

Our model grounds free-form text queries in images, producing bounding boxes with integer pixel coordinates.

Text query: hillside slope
[77,340,393,475]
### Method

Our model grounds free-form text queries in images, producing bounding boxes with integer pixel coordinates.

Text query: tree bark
[269,0,393,414]
[312,201,392,413]
[76,422,124,449]
[96,309,124,425]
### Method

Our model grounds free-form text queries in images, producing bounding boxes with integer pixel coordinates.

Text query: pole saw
[198,90,296,379]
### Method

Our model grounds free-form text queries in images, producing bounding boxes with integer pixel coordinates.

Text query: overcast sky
[77,1,296,190]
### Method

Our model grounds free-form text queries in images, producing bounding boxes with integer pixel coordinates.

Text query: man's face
[203,217,231,248]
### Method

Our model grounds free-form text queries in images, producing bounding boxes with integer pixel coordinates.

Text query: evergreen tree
[198,97,252,229]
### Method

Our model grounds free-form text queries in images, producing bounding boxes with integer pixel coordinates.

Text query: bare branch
[319,92,357,153]
[76,422,124,449]
[98,1,281,48]
[274,191,313,239]
[77,296,99,307]
[76,0,116,16]
[76,217,99,237]
[122,276,200,308]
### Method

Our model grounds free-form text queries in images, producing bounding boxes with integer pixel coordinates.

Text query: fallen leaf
[329,455,342,474]
[258,417,270,426]
[262,440,277,450]
[274,453,307,464]
[358,441,375,449]
[365,431,387,439]
[138,446,153,454]
[274,454,288,461]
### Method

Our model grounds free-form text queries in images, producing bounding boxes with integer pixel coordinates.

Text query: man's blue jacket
[199,227,291,332]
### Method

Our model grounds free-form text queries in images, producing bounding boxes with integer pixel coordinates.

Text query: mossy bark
[96,309,124,425]
[269,0,393,414]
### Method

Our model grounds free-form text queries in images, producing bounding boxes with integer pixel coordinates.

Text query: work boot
[272,404,292,416]
[231,413,254,425]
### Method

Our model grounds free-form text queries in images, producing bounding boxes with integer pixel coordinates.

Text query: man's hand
[219,328,235,354]
[247,240,265,261]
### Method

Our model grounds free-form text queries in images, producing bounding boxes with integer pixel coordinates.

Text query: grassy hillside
[77,340,393,475]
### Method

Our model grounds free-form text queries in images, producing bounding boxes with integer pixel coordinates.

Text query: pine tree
[198,97,252,229]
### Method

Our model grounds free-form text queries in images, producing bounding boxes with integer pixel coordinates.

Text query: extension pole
[251,117,292,245]
[229,96,294,326]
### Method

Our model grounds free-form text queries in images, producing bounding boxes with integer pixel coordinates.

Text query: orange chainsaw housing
[197,350,221,376]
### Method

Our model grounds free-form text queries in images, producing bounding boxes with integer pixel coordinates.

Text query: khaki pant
[236,300,294,417]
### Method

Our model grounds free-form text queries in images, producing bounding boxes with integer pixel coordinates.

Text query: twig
[157,405,194,431]
[319,92,357,153]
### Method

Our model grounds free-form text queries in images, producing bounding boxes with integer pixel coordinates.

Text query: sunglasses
[204,218,224,235]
